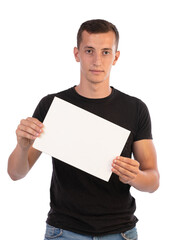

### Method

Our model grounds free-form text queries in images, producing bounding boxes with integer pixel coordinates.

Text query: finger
[26,117,43,128]
[115,156,140,167]
[112,163,135,178]
[16,129,37,140]
[112,166,135,181]
[20,119,43,133]
[116,166,135,179]
[119,176,131,184]
[113,160,139,175]
[18,124,41,138]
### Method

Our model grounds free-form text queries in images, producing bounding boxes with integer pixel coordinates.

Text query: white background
[0,0,177,239]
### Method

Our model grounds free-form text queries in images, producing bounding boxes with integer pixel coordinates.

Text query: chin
[87,77,106,84]
[89,80,105,85]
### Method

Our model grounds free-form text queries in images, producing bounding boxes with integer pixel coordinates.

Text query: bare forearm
[8,144,30,181]
[130,169,160,193]
[112,155,160,193]
[8,117,43,180]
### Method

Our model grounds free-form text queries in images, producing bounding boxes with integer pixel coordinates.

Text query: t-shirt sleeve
[32,95,54,122]
[134,99,153,141]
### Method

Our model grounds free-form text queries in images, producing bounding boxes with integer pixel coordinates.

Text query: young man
[8,19,159,240]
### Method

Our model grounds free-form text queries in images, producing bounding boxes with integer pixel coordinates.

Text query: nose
[93,53,102,66]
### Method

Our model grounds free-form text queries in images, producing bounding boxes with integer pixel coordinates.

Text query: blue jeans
[44,224,138,240]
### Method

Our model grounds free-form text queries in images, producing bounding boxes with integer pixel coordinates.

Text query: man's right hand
[16,117,43,150]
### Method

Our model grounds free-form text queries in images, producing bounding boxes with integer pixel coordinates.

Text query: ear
[112,51,120,66]
[74,47,80,62]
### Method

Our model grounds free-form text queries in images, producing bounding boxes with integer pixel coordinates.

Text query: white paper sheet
[33,97,130,181]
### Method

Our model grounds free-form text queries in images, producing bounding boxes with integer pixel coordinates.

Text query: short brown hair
[77,19,119,50]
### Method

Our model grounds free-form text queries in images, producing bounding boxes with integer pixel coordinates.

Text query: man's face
[74,30,120,84]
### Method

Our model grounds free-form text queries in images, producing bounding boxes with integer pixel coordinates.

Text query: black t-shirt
[32,85,152,236]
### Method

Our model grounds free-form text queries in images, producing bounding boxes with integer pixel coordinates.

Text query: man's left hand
[112,156,140,184]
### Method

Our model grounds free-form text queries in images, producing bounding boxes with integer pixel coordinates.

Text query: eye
[85,49,93,54]
[103,51,110,55]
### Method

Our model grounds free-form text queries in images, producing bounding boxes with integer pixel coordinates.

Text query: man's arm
[112,140,160,193]
[8,117,43,181]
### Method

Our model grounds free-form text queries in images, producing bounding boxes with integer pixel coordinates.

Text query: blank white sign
[33,97,130,181]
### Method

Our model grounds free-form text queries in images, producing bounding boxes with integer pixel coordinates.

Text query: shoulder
[113,88,151,127]
[38,87,73,108]
[32,87,72,121]
[114,88,147,110]
[114,88,152,140]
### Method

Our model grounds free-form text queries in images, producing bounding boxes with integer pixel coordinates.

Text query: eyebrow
[84,46,112,51]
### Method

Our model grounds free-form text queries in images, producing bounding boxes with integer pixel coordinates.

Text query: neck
[75,81,112,99]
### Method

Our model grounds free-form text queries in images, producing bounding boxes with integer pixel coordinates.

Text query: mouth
[89,69,104,74]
